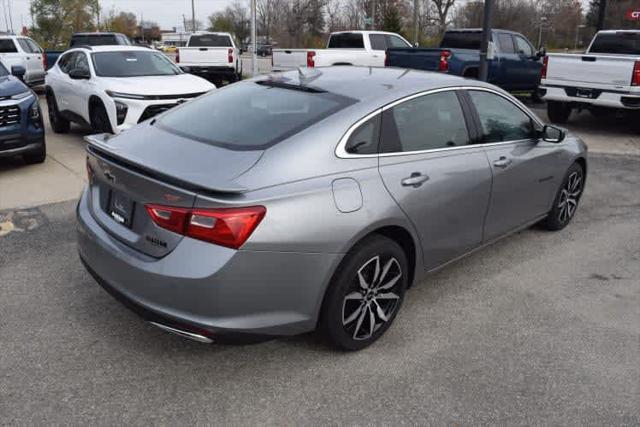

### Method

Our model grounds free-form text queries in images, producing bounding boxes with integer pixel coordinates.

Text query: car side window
[345,115,380,155]
[514,35,533,57]
[26,39,42,53]
[498,34,515,54]
[0,39,17,53]
[58,52,75,73]
[386,35,409,48]
[381,91,470,153]
[468,90,536,143]
[369,34,387,50]
[74,52,90,73]
[17,39,32,53]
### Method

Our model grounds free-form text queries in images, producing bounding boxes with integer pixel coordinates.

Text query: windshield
[327,33,365,49]
[92,51,181,77]
[157,81,357,151]
[441,32,482,50]
[589,32,640,55]
[188,35,232,47]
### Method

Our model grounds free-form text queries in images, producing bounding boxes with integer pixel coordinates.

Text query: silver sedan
[77,66,587,350]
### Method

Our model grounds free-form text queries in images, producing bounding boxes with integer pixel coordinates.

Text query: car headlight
[114,100,128,125]
[11,91,33,100]
[106,90,146,100]
[29,100,41,127]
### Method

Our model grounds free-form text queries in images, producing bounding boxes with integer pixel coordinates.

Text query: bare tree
[431,0,456,34]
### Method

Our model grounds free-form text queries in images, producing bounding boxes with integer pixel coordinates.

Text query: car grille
[0,105,21,127]
[138,104,177,123]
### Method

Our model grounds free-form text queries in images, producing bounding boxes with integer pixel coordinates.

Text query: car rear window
[0,39,17,52]
[327,33,365,49]
[188,35,232,47]
[71,35,120,46]
[440,32,482,50]
[157,81,357,151]
[589,32,640,55]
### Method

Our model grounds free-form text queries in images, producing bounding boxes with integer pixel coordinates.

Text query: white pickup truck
[176,32,242,85]
[272,30,411,71]
[541,30,640,125]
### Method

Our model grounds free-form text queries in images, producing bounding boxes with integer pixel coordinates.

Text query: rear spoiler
[84,134,249,195]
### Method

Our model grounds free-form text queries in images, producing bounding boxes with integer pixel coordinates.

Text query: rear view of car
[176,32,242,85]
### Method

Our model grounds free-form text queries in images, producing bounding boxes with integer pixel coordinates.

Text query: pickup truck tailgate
[179,47,229,65]
[546,53,638,86]
[272,49,308,70]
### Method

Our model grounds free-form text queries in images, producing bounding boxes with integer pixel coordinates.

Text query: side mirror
[11,65,26,81]
[69,68,90,80]
[541,124,565,143]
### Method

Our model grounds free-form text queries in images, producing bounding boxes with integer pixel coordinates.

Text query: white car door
[51,51,77,112]
[67,52,94,123]
[16,38,44,84]
[368,34,388,67]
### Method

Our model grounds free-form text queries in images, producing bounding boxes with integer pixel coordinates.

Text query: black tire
[547,100,571,124]
[539,162,585,231]
[319,234,409,351]
[90,101,113,134]
[46,91,70,134]
[23,142,46,164]
[531,88,544,104]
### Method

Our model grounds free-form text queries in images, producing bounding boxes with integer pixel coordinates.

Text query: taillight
[541,55,549,80]
[632,61,640,86]
[228,48,233,64]
[384,50,389,66]
[42,54,47,70]
[307,51,316,67]
[176,50,180,63]
[438,50,450,72]
[145,204,266,249]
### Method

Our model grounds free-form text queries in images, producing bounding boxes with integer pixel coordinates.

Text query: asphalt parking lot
[1,94,639,424]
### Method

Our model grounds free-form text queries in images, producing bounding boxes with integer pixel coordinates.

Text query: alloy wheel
[342,255,402,341]
[557,170,583,223]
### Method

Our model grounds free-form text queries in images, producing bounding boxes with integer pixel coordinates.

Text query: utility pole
[413,0,419,45]
[596,0,607,31]
[251,0,257,76]
[191,0,196,32]
[478,0,493,82]
[7,0,13,34]
[370,0,375,30]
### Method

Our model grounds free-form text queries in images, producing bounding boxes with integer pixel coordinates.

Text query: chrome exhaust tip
[149,321,213,343]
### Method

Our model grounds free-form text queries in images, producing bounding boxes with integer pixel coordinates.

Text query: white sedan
[45,45,215,134]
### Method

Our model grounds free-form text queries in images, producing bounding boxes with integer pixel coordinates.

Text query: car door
[368,34,387,66]
[495,32,518,90]
[68,51,94,122]
[513,34,542,91]
[16,38,44,84]
[53,51,77,112]
[377,89,493,271]
[25,38,45,81]
[464,89,564,241]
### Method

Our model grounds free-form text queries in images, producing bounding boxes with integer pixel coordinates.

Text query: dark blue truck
[386,29,545,96]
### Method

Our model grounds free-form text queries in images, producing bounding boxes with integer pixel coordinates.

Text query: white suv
[0,35,45,86]
[45,46,215,134]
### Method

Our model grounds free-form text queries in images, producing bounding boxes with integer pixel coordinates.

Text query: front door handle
[401,172,429,188]
[493,157,512,168]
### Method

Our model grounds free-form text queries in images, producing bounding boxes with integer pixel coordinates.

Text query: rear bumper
[179,65,237,77]
[76,187,341,340]
[541,85,640,109]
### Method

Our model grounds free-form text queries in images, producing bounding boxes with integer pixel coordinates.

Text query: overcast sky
[4,0,593,33]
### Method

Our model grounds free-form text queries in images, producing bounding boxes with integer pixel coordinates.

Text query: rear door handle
[493,157,512,168]
[401,172,429,188]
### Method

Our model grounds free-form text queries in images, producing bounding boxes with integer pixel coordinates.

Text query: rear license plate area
[576,88,593,98]
[107,189,135,228]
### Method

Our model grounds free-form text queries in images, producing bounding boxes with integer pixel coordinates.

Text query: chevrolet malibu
[77,67,587,350]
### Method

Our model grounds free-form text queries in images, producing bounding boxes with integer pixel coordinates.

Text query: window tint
[116,35,132,45]
[498,34,515,53]
[327,33,364,48]
[188,34,232,47]
[440,32,482,49]
[345,115,380,155]
[74,52,90,73]
[92,51,181,77]
[0,39,17,52]
[386,35,409,48]
[589,32,640,55]
[514,36,533,56]
[381,91,470,153]
[58,52,75,73]
[158,81,357,151]
[468,91,535,143]
[369,34,387,50]
[17,39,32,53]
[26,39,42,53]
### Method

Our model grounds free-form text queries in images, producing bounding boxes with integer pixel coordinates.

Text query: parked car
[257,43,273,57]
[176,32,242,85]
[77,66,587,350]
[45,45,214,134]
[0,63,45,164]
[271,30,411,71]
[540,30,640,126]
[386,29,544,96]
[45,32,133,70]
[0,35,45,86]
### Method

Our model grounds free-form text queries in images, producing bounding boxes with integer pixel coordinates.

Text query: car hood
[100,73,215,96]
[86,122,263,193]
[0,75,30,97]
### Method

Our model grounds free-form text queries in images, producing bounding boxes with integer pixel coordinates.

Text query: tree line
[27,0,640,50]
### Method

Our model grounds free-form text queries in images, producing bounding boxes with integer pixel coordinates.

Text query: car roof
[69,45,155,53]
[330,30,404,36]
[72,32,125,36]
[261,66,495,106]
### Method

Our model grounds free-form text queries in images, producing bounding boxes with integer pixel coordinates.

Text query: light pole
[478,0,493,82]
[537,16,547,48]
[191,0,196,32]
[251,0,257,76]
[413,0,419,45]
[574,24,585,51]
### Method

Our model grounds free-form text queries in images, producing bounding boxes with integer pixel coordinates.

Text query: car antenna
[297,67,322,86]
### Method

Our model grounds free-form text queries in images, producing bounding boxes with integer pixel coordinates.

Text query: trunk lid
[546,53,639,87]
[85,123,263,257]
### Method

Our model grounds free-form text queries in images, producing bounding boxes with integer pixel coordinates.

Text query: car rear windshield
[0,39,17,52]
[71,35,131,46]
[157,81,357,151]
[589,32,640,55]
[327,33,364,49]
[188,35,233,47]
[92,51,181,77]
[440,32,482,50]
